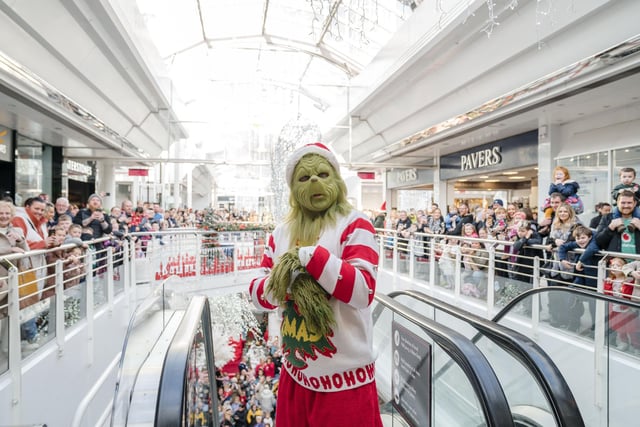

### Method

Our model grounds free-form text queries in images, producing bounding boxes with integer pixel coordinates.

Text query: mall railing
[0,229,267,383]
[375,228,640,314]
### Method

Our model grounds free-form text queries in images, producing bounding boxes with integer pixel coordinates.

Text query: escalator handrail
[154,296,218,427]
[494,285,640,323]
[375,293,515,427]
[384,289,584,427]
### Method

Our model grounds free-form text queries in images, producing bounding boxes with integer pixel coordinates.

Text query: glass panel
[373,300,487,426]
[556,151,608,223]
[495,289,640,427]
[613,146,640,169]
[394,294,556,425]
[185,319,214,426]
[14,135,44,206]
[111,289,174,427]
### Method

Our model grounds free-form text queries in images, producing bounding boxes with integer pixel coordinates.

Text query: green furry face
[291,154,340,213]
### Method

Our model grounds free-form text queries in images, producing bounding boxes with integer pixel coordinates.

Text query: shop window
[557,151,608,219]
[14,136,43,206]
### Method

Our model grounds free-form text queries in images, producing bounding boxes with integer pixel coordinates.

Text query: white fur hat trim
[285,142,340,187]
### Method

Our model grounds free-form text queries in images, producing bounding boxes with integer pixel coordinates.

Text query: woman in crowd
[0,200,39,350]
[546,204,581,327]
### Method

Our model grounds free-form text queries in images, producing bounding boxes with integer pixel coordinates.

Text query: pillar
[96,160,117,210]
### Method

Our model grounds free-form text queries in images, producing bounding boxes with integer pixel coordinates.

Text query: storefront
[439,130,538,211]
[385,167,434,211]
[66,159,96,207]
[13,134,95,206]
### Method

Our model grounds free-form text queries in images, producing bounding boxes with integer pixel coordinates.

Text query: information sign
[391,321,432,427]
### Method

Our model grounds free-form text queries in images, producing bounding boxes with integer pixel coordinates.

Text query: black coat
[595,213,640,253]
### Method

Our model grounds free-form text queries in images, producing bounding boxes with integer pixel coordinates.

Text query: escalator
[112,290,517,426]
[378,286,640,426]
[111,285,640,426]
[373,289,583,426]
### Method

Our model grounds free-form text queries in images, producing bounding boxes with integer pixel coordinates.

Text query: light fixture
[502,171,518,175]
[479,175,489,179]
[485,179,500,183]
[508,176,526,180]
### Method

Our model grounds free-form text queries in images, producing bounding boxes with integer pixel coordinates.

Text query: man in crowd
[448,203,474,235]
[589,202,611,229]
[596,190,640,254]
[53,197,74,223]
[117,199,134,232]
[537,192,565,237]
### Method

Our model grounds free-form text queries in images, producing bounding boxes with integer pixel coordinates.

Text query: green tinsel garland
[267,249,335,336]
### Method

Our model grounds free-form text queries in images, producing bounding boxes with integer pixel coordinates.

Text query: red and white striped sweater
[250,210,379,392]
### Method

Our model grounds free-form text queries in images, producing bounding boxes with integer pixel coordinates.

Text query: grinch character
[249,143,382,427]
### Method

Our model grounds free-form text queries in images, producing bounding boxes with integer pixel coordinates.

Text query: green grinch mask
[291,154,340,213]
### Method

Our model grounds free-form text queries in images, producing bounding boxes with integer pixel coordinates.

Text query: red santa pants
[275,368,383,427]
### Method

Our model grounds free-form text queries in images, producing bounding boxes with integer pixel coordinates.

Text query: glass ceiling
[135,0,417,148]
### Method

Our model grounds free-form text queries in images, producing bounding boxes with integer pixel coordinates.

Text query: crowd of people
[370,167,640,347]
[2,166,640,423]
[0,193,258,352]
[215,336,281,427]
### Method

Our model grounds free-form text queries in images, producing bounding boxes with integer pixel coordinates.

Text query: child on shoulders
[543,166,582,219]
[610,167,640,232]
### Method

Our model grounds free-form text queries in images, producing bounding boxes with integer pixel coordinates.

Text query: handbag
[18,257,40,309]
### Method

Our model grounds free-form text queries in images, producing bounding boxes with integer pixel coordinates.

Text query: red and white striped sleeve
[304,215,379,308]
[249,233,278,310]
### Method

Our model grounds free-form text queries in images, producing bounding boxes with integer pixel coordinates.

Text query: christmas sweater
[249,210,379,392]
[603,278,635,312]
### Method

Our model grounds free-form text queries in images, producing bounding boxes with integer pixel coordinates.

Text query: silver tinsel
[64,297,81,327]
[208,292,261,341]
[271,117,322,222]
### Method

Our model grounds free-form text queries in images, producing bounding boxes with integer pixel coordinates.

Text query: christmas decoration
[271,117,322,223]
[208,292,262,367]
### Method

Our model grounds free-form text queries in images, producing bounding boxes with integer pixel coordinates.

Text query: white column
[537,122,561,210]
[132,176,139,206]
[186,168,193,209]
[97,160,117,209]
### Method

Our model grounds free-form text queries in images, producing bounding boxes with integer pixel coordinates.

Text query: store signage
[128,168,149,176]
[440,130,538,180]
[392,320,431,427]
[460,146,502,171]
[386,167,433,189]
[357,171,376,180]
[0,126,13,162]
[397,168,418,183]
[66,160,93,176]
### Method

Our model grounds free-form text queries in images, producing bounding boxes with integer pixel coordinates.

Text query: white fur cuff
[298,246,316,267]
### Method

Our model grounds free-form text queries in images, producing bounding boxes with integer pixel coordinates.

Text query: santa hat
[285,142,340,187]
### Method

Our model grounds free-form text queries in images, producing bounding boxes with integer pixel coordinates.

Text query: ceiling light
[508,176,526,180]
[485,179,499,183]
[458,179,468,182]
[502,171,518,175]
[479,175,489,179]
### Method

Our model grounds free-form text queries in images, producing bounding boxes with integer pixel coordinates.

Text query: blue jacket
[557,239,600,289]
